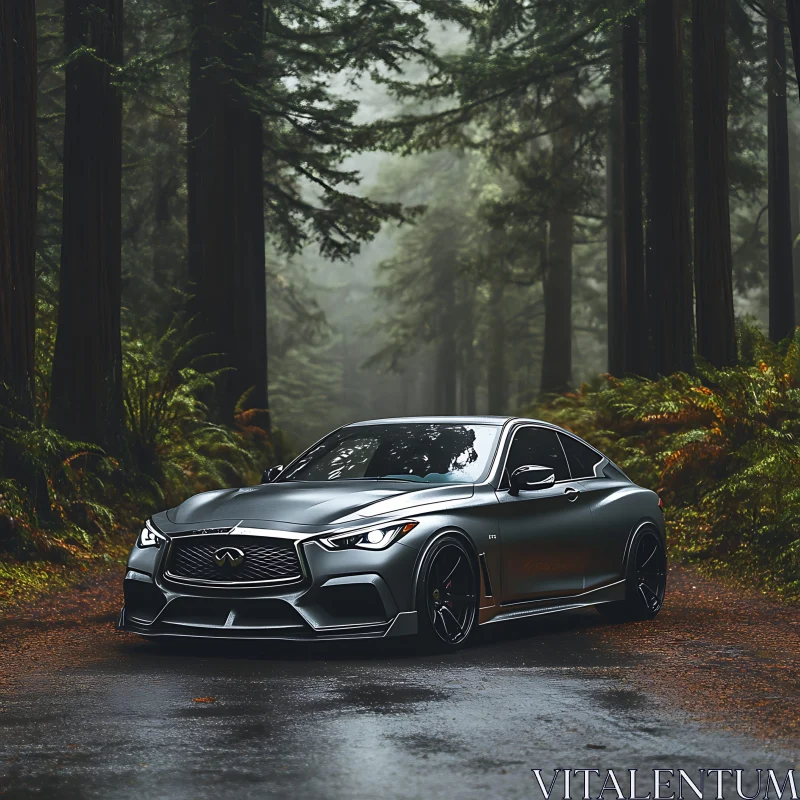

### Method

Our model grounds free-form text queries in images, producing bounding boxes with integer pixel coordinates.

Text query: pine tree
[50,0,125,452]
[644,0,693,376]
[606,28,625,377]
[187,0,268,427]
[0,0,37,416]
[692,0,736,366]
[621,14,647,376]
[787,0,800,97]
[767,11,795,342]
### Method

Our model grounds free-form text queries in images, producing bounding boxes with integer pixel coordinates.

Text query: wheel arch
[621,517,666,575]
[410,526,481,604]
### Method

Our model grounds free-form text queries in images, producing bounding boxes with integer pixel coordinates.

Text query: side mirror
[262,465,284,484]
[509,464,555,496]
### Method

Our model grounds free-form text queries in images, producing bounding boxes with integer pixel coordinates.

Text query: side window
[505,427,570,482]
[603,462,629,482]
[559,433,603,479]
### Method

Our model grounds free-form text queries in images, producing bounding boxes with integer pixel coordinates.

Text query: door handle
[564,487,579,502]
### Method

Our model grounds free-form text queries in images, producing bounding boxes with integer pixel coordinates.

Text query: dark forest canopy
[2,0,800,589]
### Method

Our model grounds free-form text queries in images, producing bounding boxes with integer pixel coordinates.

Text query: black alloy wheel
[633,530,667,616]
[417,536,478,649]
[599,527,666,622]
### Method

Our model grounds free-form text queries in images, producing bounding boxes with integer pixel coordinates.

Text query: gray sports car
[119,416,667,649]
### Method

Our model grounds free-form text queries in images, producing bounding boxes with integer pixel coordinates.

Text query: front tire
[599,527,667,622]
[415,535,479,650]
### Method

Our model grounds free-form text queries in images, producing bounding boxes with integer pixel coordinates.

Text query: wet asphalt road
[0,600,796,800]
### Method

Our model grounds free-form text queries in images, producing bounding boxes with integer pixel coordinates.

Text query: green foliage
[0,318,279,563]
[0,395,116,559]
[122,322,270,507]
[530,323,800,600]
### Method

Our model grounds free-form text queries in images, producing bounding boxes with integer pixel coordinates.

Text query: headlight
[319,521,418,551]
[137,520,167,549]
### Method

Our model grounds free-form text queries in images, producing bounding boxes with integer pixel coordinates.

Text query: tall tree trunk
[622,15,648,376]
[541,90,576,395]
[230,0,269,430]
[768,14,796,342]
[434,257,457,415]
[790,123,800,319]
[0,0,36,417]
[541,211,574,394]
[50,0,124,452]
[692,0,736,366]
[607,29,626,377]
[645,0,694,376]
[459,286,477,415]
[187,0,269,428]
[787,0,800,99]
[487,275,507,414]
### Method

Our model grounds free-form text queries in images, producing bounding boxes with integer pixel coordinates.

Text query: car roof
[344,416,552,428]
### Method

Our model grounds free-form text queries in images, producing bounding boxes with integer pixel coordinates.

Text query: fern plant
[531,324,800,600]
[122,322,270,507]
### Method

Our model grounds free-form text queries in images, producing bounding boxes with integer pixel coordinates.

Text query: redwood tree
[540,83,577,395]
[767,13,795,342]
[50,0,124,451]
[644,0,693,376]
[606,29,625,377]
[187,0,269,428]
[487,274,507,414]
[622,15,647,377]
[787,0,800,98]
[541,207,574,394]
[692,0,736,366]
[0,0,37,416]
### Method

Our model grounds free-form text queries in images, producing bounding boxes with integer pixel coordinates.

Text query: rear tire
[598,527,666,622]
[415,535,479,651]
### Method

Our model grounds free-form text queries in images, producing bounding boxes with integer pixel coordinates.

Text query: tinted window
[505,427,570,482]
[281,423,500,483]
[559,433,603,479]
[603,462,629,482]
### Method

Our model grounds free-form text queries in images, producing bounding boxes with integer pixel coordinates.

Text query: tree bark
[187,0,269,428]
[459,286,477,415]
[434,258,457,415]
[0,0,36,417]
[790,123,800,319]
[768,14,796,343]
[787,0,800,100]
[540,84,576,395]
[541,211,574,394]
[607,29,626,377]
[692,0,736,366]
[645,0,694,376]
[622,15,648,376]
[50,0,124,452]
[487,275,507,414]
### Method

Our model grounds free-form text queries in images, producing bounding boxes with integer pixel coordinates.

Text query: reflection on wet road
[1,601,795,800]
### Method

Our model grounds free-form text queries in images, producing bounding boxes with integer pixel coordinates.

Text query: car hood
[165,480,474,528]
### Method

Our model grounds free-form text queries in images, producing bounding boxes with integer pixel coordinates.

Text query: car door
[496,426,592,603]
[558,432,632,591]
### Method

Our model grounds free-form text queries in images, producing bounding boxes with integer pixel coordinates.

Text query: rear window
[559,433,603,479]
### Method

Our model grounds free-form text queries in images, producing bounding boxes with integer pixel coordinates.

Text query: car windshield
[280,423,501,484]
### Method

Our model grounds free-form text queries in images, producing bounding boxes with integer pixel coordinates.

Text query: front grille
[165,535,303,585]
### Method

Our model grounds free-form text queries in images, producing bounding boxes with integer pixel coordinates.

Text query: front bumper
[118,533,420,641]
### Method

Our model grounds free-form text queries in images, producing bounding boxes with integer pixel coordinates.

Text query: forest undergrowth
[0,313,287,611]
[532,323,800,602]
[3,320,799,612]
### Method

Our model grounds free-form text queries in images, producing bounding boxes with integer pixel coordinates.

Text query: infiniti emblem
[213,546,245,569]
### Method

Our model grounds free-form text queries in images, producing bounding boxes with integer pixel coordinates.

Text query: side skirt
[478,580,626,626]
